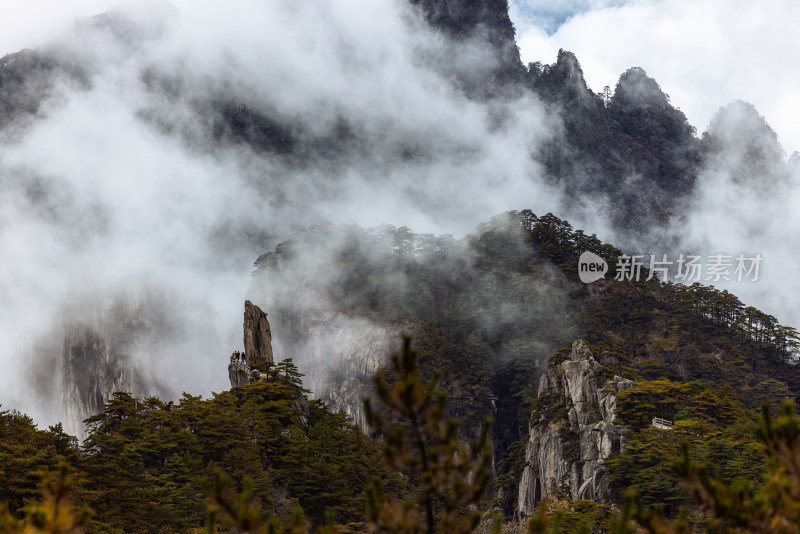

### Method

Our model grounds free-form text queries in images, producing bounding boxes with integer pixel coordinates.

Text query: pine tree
[363,336,495,534]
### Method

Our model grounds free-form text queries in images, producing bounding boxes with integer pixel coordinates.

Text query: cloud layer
[0,0,560,431]
[511,0,800,154]
[1,0,798,434]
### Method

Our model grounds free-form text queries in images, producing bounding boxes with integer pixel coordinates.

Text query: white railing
[652,417,673,429]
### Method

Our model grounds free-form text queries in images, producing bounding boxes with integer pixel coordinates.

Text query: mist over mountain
[0,0,797,440]
[246,217,577,429]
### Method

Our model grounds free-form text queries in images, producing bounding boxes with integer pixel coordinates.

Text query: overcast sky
[510,0,800,155]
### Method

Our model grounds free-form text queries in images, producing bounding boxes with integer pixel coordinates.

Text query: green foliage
[244,211,800,530]
[494,438,529,517]
[673,401,800,532]
[256,211,799,522]
[256,211,622,485]
[280,400,381,524]
[364,336,494,534]
[582,278,800,408]
[0,409,80,520]
[607,379,765,516]
[2,332,799,534]
[4,208,800,533]
[193,335,498,534]
[613,380,696,431]
[0,466,89,534]
[204,471,309,534]
[0,367,381,533]
[527,496,616,534]
[275,358,309,392]
[525,400,800,534]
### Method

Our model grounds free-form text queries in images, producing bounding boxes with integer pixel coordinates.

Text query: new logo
[578,251,608,283]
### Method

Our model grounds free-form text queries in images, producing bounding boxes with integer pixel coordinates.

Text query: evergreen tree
[364,336,495,534]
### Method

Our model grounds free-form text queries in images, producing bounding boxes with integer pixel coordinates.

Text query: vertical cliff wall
[246,240,399,429]
[517,340,635,517]
[243,300,273,366]
[227,301,308,424]
[229,300,274,388]
[27,287,209,439]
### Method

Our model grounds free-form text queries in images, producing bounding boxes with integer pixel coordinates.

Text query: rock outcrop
[243,300,273,366]
[228,301,309,425]
[517,340,635,517]
[414,0,523,69]
[228,359,257,388]
[26,287,218,439]
[228,301,274,387]
[248,242,399,429]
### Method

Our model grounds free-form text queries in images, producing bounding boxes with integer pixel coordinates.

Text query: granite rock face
[228,359,256,388]
[27,287,217,440]
[229,300,274,387]
[228,301,308,424]
[243,300,273,366]
[517,340,635,517]
[247,245,398,430]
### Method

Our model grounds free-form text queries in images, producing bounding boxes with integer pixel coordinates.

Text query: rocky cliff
[243,300,274,366]
[26,287,214,439]
[228,301,308,424]
[229,300,274,387]
[228,358,257,388]
[232,300,391,429]
[517,340,635,517]
[413,0,525,93]
[247,237,399,430]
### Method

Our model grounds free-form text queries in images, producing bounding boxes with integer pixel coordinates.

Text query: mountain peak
[612,67,671,110]
[412,0,525,90]
[527,48,592,105]
[702,100,786,185]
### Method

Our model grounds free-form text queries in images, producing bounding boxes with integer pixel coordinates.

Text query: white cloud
[0,0,563,431]
[3,0,797,432]
[512,0,800,332]
[0,0,117,56]
[511,0,800,153]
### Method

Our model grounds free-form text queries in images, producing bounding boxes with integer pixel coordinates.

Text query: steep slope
[517,340,635,516]
[0,0,795,448]
[412,0,526,94]
[247,210,799,520]
[530,54,701,249]
[26,288,212,438]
